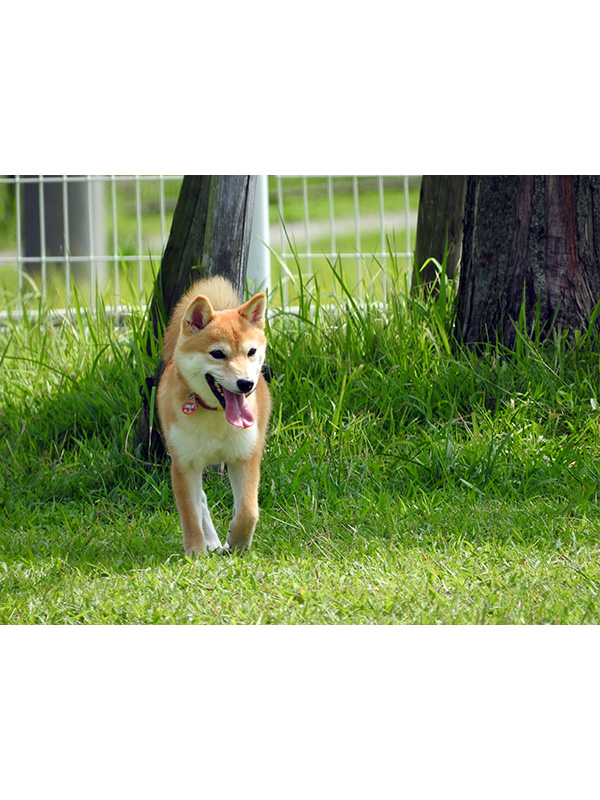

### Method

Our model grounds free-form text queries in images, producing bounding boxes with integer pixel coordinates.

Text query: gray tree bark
[146,175,256,352]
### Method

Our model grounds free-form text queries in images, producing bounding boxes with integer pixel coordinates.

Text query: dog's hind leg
[224,454,261,552]
[198,486,222,551]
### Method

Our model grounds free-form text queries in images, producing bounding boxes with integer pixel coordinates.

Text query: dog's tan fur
[157,276,271,556]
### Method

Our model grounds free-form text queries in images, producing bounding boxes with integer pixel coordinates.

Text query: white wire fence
[0,175,183,313]
[0,175,419,313]
[272,175,417,306]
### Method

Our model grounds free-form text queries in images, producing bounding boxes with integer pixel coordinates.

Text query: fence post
[247,175,271,294]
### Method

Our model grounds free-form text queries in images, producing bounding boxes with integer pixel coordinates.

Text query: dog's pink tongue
[222,388,255,428]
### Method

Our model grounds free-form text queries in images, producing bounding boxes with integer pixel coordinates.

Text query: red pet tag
[182,398,197,415]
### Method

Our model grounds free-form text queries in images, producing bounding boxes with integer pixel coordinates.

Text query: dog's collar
[193,393,218,411]
[181,392,218,415]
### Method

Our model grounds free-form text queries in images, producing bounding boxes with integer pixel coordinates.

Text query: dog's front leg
[171,464,219,556]
[225,455,261,552]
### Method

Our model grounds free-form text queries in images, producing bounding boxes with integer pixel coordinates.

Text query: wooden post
[146,175,256,353]
[202,175,257,293]
[139,175,257,459]
[146,175,212,354]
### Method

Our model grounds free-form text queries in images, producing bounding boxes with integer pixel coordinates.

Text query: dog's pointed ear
[184,295,214,332]
[238,292,266,329]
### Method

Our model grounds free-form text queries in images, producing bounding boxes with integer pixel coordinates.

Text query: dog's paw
[184,548,206,559]
[223,539,251,556]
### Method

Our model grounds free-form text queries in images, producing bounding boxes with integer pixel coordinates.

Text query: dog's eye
[210,349,227,360]
[248,348,257,358]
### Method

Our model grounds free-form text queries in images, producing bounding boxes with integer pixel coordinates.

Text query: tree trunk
[413,175,466,290]
[139,175,257,460]
[456,176,600,348]
[146,175,256,353]
[202,175,257,291]
[145,175,212,353]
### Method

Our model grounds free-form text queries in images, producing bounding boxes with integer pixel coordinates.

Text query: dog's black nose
[237,379,254,394]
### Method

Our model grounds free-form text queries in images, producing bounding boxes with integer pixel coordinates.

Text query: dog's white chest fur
[167,413,258,469]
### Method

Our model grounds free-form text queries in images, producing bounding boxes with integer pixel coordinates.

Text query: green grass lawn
[4,495,598,624]
[1,261,600,624]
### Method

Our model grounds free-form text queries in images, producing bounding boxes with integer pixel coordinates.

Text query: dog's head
[175,292,267,428]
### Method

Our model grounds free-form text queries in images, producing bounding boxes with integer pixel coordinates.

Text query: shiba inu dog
[157,276,272,556]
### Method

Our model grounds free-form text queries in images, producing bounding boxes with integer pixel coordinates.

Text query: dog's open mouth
[206,374,255,429]
[205,374,226,410]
